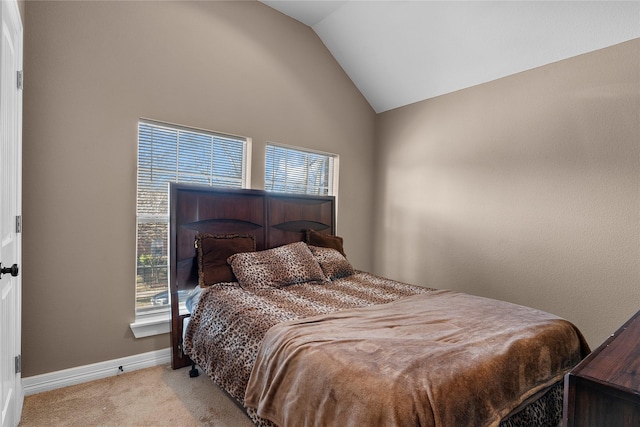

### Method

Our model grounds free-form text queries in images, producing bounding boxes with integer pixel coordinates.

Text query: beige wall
[374,39,640,349]
[22,1,375,376]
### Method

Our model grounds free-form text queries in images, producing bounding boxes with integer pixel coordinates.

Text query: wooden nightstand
[563,310,640,426]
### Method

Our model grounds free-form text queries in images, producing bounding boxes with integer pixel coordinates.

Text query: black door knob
[0,263,19,277]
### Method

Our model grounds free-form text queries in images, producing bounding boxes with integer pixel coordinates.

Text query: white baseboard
[22,348,172,396]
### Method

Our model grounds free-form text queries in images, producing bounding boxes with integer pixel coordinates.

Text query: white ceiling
[261,1,640,113]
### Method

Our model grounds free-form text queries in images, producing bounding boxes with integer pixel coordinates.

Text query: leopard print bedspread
[183,272,432,404]
[184,273,565,427]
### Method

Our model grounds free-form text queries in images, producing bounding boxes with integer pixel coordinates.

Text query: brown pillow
[228,241,328,288]
[306,229,346,257]
[196,233,256,287]
[308,245,355,280]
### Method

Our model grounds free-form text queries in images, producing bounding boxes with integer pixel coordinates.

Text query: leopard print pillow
[228,241,329,288]
[308,245,355,280]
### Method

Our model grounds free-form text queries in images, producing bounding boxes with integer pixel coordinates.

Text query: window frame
[130,119,251,337]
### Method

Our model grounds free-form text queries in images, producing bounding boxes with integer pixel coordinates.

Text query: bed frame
[169,183,336,369]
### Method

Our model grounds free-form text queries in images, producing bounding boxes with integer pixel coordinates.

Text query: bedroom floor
[19,364,253,427]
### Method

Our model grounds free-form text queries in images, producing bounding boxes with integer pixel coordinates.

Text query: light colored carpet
[19,364,254,427]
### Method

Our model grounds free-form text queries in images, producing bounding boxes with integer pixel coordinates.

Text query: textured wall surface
[22,0,374,376]
[375,39,640,348]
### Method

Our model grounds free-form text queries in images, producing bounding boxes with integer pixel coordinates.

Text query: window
[135,120,249,319]
[265,144,337,196]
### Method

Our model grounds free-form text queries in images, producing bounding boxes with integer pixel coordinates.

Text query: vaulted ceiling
[261,1,640,113]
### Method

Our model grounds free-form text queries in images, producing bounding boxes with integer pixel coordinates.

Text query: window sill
[129,313,170,338]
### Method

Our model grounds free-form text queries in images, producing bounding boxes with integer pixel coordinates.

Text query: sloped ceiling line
[261,1,640,113]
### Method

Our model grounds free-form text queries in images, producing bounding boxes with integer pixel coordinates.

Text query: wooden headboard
[169,183,336,369]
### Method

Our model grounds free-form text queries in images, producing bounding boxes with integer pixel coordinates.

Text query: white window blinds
[265,144,336,196]
[137,121,246,217]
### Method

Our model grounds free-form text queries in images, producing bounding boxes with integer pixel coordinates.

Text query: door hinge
[16,215,21,233]
[15,355,21,374]
[17,70,23,90]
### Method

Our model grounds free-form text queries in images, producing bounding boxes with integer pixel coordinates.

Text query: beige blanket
[245,289,588,427]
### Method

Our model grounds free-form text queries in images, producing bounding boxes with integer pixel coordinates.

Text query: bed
[169,183,589,427]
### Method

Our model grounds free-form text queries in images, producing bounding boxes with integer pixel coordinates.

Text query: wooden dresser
[563,310,640,427]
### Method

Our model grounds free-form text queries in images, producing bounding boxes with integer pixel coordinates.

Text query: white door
[0,0,22,426]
